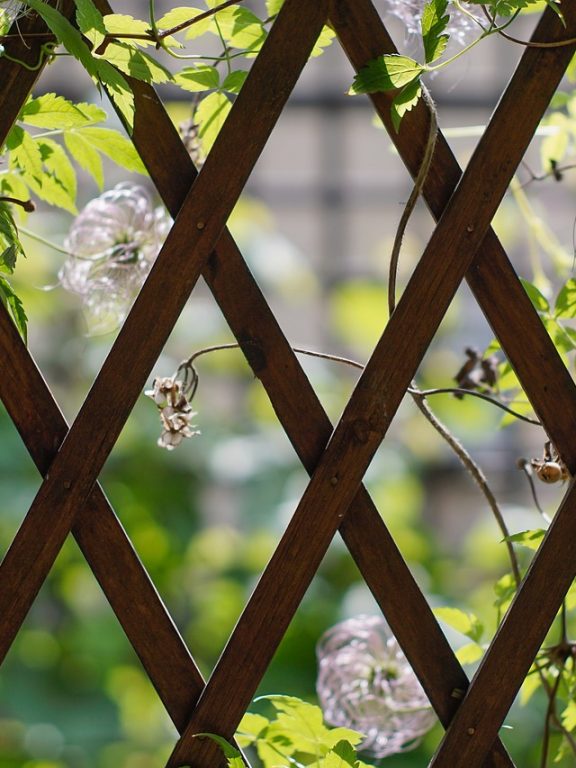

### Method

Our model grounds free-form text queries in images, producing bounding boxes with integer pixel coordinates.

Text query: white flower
[316,615,436,758]
[60,182,170,334]
[383,0,480,48]
[146,376,200,450]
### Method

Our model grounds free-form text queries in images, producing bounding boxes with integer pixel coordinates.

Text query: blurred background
[1,1,575,766]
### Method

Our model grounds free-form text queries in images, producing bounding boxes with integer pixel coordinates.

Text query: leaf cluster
[203,695,374,768]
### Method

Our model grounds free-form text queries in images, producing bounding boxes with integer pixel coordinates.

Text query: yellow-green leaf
[434,607,483,642]
[196,91,232,153]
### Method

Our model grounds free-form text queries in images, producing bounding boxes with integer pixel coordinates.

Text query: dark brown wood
[330,0,576,471]
[0,0,328,667]
[0,0,575,765]
[166,6,576,765]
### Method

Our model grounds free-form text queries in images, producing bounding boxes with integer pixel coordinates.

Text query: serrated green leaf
[95,60,135,127]
[555,278,576,318]
[210,6,266,50]
[98,42,172,85]
[456,642,484,665]
[20,93,107,129]
[196,91,232,153]
[422,0,450,63]
[25,0,98,76]
[104,13,151,39]
[221,70,248,94]
[0,274,27,342]
[36,138,77,200]
[157,6,210,42]
[77,127,147,174]
[74,0,106,47]
[520,277,550,313]
[504,529,546,551]
[64,131,104,189]
[349,55,424,94]
[8,126,43,178]
[391,77,422,131]
[434,607,484,642]
[174,65,220,92]
[310,25,336,58]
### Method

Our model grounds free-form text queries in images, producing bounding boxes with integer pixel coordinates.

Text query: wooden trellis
[1,1,576,766]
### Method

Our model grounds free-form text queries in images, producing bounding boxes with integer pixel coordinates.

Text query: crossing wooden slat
[330,0,576,470]
[167,6,575,764]
[0,1,574,766]
[0,301,204,729]
[0,6,208,732]
[0,0,328,667]
[113,50,514,768]
[430,480,576,767]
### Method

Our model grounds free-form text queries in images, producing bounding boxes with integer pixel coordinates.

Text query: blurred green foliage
[1,158,574,768]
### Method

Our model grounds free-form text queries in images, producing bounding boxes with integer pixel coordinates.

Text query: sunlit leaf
[421,0,450,63]
[504,529,546,551]
[391,77,422,131]
[434,607,483,642]
[349,55,424,94]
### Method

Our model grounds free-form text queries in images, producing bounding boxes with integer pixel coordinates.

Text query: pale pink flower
[60,182,170,334]
[316,615,436,758]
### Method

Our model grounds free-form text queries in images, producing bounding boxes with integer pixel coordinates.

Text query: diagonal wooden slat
[1,1,575,766]
[1,6,500,765]
[167,7,576,766]
[0,305,204,731]
[330,0,576,470]
[0,0,328,666]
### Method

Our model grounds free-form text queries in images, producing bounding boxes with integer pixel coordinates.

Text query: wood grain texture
[0,3,206,733]
[167,4,574,765]
[0,0,327,681]
[331,0,576,471]
[107,38,506,768]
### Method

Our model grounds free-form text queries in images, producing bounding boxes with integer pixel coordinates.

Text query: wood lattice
[1,1,576,766]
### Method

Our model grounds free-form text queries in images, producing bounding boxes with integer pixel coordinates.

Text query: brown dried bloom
[145,376,200,450]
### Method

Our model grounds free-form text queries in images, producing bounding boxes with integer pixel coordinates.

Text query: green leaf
[310,25,336,58]
[555,278,576,318]
[540,113,570,172]
[434,607,483,642]
[99,42,172,85]
[174,65,220,92]
[74,0,106,47]
[349,55,425,94]
[196,91,232,153]
[0,274,27,342]
[95,60,135,128]
[504,529,546,551]
[76,127,147,175]
[104,13,151,39]
[25,0,98,77]
[157,6,211,40]
[221,70,248,94]
[562,700,576,732]
[456,642,484,665]
[20,93,107,129]
[391,77,422,131]
[266,0,284,14]
[210,6,266,51]
[261,695,362,756]
[421,0,450,63]
[520,277,550,313]
[8,126,43,178]
[493,572,516,609]
[236,712,269,748]
[195,733,243,761]
[0,203,23,272]
[64,131,104,189]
